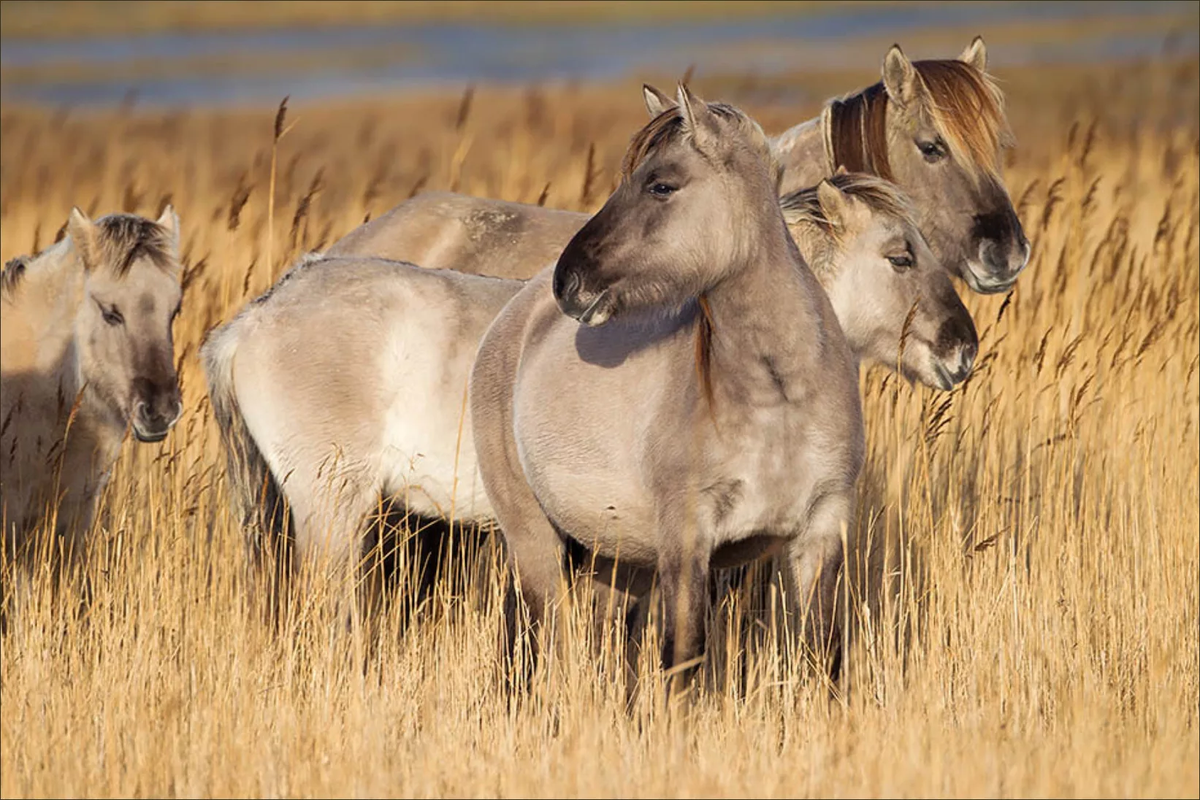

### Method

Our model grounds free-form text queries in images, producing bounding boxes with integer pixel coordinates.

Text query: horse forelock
[825,59,1012,185]
[780,172,918,240]
[621,101,775,183]
[92,213,178,277]
[914,59,1013,183]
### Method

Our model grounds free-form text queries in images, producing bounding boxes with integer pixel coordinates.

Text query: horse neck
[701,213,835,402]
[771,112,833,197]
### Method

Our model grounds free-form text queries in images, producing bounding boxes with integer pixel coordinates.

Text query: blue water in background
[1,0,1196,109]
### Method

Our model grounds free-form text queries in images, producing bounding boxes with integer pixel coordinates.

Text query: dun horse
[471,86,867,683]
[327,37,1028,295]
[1,207,184,563]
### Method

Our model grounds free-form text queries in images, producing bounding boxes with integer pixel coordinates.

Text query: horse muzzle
[132,394,182,443]
[554,267,613,326]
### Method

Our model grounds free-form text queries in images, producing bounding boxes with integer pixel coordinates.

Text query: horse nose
[132,381,182,442]
[161,390,183,425]
[953,339,978,382]
[554,266,593,319]
[554,266,581,303]
[936,313,978,385]
[980,227,1030,278]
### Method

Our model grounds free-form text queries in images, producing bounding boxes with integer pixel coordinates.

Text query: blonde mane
[822,58,1013,184]
[779,172,919,236]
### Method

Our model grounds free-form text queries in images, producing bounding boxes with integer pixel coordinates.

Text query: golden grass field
[1,51,1198,797]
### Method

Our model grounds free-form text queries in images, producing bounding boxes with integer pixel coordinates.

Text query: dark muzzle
[972,209,1031,293]
[132,377,182,443]
[934,313,979,388]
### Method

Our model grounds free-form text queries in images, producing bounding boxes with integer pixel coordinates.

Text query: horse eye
[98,302,124,326]
[648,182,677,198]
[918,139,946,162]
[887,254,914,271]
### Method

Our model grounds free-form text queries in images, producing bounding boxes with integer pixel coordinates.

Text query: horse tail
[201,313,292,575]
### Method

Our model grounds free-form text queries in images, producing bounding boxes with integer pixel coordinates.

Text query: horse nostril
[961,341,978,374]
[555,268,581,301]
[981,240,1002,271]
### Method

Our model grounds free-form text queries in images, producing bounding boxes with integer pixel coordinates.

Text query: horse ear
[642,84,674,118]
[834,165,850,177]
[959,36,987,72]
[157,204,181,251]
[67,206,98,271]
[816,179,851,230]
[882,44,919,108]
[676,83,716,151]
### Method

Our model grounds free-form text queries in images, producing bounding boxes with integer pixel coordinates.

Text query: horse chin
[901,353,954,392]
[132,424,170,444]
[929,363,956,392]
[578,292,614,327]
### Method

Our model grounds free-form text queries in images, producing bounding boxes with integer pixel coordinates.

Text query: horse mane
[90,213,178,276]
[1,255,30,302]
[826,82,893,180]
[779,172,919,236]
[1,213,177,304]
[694,295,716,418]
[823,58,1013,184]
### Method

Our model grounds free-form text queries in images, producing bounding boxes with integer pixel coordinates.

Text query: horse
[470,85,867,688]
[326,37,1028,295]
[1,207,183,568]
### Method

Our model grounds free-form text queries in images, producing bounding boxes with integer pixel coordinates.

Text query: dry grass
[1,57,1198,798]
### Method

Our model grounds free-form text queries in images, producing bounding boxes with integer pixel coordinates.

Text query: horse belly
[378,304,494,523]
[711,533,790,570]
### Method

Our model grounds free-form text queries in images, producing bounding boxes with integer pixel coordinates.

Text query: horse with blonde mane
[1,207,183,567]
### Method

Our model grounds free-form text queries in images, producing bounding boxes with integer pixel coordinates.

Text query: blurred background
[2,0,1197,109]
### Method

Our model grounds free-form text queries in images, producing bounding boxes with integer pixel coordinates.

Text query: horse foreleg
[784,491,853,684]
[656,503,712,697]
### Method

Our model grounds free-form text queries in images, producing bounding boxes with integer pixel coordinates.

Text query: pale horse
[1,207,184,566]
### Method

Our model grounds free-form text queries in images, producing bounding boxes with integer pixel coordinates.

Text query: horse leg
[470,308,571,681]
[288,466,377,636]
[491,484,570,678]
[655,504,712,698]
[784,492,853,684]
